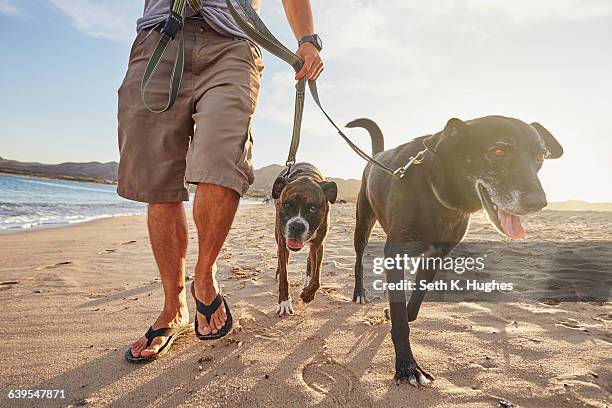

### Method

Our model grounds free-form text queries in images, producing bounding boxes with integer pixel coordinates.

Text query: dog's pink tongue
[287,239,304,250]
[497,208,525,239]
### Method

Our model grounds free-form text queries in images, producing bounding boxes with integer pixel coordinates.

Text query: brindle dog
[271,163,337,316]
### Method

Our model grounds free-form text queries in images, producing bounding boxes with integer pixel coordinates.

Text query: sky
[0,0,611,202]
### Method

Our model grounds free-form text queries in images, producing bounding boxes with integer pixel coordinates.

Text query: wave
[0,212,145,232]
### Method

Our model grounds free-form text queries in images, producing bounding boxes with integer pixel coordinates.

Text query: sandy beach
[1,204,610,408]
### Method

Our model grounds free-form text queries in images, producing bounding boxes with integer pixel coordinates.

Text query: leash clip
[285,160,296,172]
[394,149,427,179]
[161,11,183,39]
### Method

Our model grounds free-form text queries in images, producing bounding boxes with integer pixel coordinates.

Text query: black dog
[348,116,563,385]
[272,163,337,315]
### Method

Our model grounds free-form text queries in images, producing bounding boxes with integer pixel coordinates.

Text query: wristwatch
[298,34,323,51]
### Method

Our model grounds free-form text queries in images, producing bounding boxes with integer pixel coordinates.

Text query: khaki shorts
[117,20,264,203]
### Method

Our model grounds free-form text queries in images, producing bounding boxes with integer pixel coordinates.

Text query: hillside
[0,157,118,183]
[249,164,362,201]
[1,157,611,209]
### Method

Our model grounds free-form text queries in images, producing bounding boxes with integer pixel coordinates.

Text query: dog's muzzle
[286,220,308,251]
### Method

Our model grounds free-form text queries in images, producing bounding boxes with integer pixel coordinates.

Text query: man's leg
[193,183,240,335]
[130,203,190,358]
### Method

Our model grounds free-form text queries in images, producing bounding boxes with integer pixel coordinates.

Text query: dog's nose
[522,192,547,212]
[288,222,306,235]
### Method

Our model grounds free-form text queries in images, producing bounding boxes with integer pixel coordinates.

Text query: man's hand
[295,42,323,81]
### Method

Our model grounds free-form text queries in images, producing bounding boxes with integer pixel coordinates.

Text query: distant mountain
[546,200,612,212]
[251,164,285,192]
[250,164,361,201]
[2,157,610,209]
[0,157,118,183]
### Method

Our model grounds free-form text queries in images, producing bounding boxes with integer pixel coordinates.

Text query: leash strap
[227,0,305,167]
[226,0,402,177]
[140,0,186,113]
[141,0,203,113]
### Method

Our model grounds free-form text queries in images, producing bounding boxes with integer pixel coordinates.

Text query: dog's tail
[345,118,384,155]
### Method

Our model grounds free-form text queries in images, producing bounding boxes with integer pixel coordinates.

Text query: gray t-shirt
[136,0,261,40]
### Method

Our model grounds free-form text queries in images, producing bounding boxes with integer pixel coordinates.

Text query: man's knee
[148,202,184,217]
[195,182,241,199]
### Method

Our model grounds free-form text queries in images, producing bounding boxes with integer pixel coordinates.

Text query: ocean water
[0,174,260,232]
[0,174,146,232]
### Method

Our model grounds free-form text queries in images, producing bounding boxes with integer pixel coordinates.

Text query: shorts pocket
[242,40,264,75]
[236,122,255,186]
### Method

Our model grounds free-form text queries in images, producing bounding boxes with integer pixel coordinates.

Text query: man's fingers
[306,61,319,80]
[295,59,313,80]
[309,62,324,81]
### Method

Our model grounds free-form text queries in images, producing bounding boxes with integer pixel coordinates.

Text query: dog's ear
[531,122,563,159]
[319,181,338,204]
[423,118,469,155]
[272,177,288,199]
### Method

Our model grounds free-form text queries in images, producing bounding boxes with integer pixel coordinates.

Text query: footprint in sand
[0,281,19,291]
[592,313,612,322]
[362,316,385,326]
[230,266,260,281]
[555,320,589,332]
[36,261,72,270]
[301,358,356,405]
[120,240,137,245]
[98,249,117,255]
[238,317,283,340]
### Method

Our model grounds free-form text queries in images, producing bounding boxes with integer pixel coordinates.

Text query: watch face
[301,35,322,51]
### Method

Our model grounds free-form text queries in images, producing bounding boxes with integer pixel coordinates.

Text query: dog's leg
[353,191,376,303]
[275,238,293,316]
[385,241,434,386]
[406,266,437,322]
[274,224,281,281]
[304,255,312,286]
[407,244,451,321]
[300,243,323,303]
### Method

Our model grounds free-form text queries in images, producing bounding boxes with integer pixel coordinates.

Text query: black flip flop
[191,282,233,340]
[125,323,193,363]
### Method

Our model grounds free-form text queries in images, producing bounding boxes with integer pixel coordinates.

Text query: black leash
[226,0,416,178]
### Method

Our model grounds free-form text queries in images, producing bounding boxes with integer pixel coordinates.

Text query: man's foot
[193,280,227,336]
[129,307,189,358]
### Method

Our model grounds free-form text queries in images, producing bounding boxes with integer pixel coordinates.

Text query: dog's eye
[283,202,293,209]
[308,205,318,213]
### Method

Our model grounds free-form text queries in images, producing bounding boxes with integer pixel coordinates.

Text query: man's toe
[131,338,146,357]
[198,318,212,335]
[209,318,219,334]
[212,315,222,331]
[141,337,163,357]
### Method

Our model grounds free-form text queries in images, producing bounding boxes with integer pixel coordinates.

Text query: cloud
[467,0,612,22]
[251,0,611,191]
[0,0,20,16]
[48,0,143,43]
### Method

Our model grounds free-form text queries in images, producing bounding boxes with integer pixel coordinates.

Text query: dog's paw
[394,359,434,387]
[352,286,368,304]
[275,299,294,316]
[299,285,319,304]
